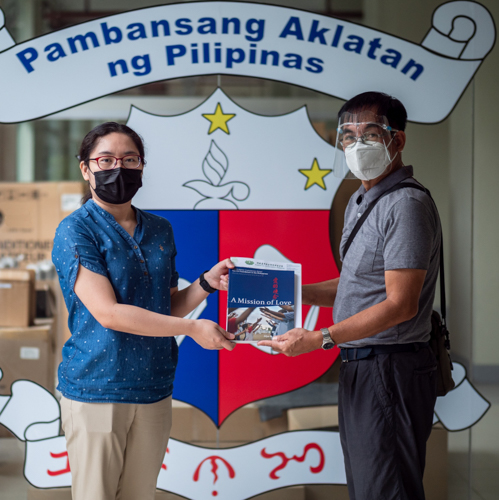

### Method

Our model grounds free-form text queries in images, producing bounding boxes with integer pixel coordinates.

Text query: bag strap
[343,181,423,257]
[342,180,448,340]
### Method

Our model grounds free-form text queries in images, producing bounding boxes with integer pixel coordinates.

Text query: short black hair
[338,91,408,131]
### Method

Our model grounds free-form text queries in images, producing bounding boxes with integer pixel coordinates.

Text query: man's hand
[189,319,235,351]
[205,258,235,291]
[257,328,322,357]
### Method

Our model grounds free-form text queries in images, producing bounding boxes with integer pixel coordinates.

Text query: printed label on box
[20,347,40,360]
[0,283,12,288]
[61,194,82,212]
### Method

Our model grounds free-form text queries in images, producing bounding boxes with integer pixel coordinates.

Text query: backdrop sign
[0,0,495,123]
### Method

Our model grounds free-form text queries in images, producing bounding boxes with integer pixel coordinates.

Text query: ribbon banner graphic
[0,1,495,123]
[0,366,489,497]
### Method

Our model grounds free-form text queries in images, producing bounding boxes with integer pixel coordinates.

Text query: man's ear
[394,131,406,152]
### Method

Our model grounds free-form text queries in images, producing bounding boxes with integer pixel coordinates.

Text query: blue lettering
[344,35,364,54]
[226,48,245,68]
[367,38,382,59]
[67,32,100,54]
[175,18,193,35]
[101,22,122,44]
[401,59,424,80]
[151,20,170,37]
[305,57,324,73]
[249,43,257,64]
[279,16,304,40]
[191,43,199,64]
[260,50,279,66]
[131,54,151,75]
[166,44,187,65]
[108,59,128,77]
[45,43,66,62]
[203,42,210,63]
[245,19,265,42]
[308,20,329,45]
[380,49,402,68]
[198,17,217,34]
[127,23,147,41]
[222,18,241,35]
[331,25,343,47]
[283,53,302,69]
[16,47,38,73]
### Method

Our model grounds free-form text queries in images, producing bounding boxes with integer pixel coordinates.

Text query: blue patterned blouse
[52,200,179,404]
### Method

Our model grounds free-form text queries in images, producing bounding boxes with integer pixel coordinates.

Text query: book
[227,258,302,343]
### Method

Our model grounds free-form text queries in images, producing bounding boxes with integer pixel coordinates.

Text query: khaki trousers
[61,395,172,500]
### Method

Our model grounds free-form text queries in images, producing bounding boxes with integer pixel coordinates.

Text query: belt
[340,342,429,362]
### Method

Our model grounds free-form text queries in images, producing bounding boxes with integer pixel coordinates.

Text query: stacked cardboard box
[0,182,85,266]
[0,181,85,366]
[0,321,56,438]
[170,400,288,447]
[0,269,36,327]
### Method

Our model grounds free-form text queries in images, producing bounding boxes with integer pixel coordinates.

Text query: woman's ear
[80,161,90,182]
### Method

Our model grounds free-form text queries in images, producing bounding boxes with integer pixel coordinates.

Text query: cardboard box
[0,182,85,265]
[0,181,84,359]
[0,322,55,437]
[0,269,36,327]
[288,405,339,431]
[171,401,288,444]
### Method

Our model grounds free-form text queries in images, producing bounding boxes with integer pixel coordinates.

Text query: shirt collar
[83,199,142,227]
[362,165,414,204]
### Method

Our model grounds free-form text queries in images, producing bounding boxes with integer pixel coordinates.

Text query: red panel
[218,211,340,424]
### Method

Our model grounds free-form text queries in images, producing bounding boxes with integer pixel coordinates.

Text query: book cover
[227,260,300,343]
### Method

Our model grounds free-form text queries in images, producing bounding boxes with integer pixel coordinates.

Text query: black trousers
[338,346,438,500]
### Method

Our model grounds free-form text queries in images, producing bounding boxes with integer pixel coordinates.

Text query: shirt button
[134,246,138,249]
[357,212,362,218]
[140,260,144,263]
[144,272,148,276]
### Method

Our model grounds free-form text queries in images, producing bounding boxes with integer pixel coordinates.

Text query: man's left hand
[257,328,322,357]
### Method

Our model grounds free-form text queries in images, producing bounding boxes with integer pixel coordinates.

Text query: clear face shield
[332,111,399,181]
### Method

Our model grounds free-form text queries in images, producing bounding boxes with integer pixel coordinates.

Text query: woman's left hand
[205,258,235,291]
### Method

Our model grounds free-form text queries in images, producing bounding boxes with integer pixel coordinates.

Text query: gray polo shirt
[334,166,441,347]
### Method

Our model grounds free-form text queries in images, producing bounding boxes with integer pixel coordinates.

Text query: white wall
[365,0,499,380]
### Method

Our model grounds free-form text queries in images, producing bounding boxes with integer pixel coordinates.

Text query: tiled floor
[1,386,498,500]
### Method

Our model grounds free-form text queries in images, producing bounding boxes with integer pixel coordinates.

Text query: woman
[52,122,235,500]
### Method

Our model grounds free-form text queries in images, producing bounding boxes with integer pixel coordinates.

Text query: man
[258,92,440,500]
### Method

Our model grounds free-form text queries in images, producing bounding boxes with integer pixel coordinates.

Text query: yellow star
[202,103,235,134]
[299,158,332,190]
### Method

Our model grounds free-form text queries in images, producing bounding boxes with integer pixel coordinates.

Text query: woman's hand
[189,319,235,351]
[204,258,235,291]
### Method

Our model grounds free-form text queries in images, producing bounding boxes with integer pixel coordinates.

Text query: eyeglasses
[89,155,144,170]
[338,124,399,148]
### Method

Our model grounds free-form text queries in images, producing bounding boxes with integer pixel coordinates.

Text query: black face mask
[91,168,142,204]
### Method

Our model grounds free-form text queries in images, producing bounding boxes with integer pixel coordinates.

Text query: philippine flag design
[128,89,343,425]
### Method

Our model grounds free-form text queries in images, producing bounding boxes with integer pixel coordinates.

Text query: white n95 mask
[344,140,396,181]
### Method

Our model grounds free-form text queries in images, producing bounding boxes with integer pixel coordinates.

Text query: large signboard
[0,1,495,123]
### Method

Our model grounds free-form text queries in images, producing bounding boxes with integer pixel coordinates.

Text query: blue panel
[148,210,219,424]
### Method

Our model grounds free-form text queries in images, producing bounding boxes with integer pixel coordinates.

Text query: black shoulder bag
[343,181,455,396]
